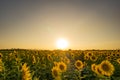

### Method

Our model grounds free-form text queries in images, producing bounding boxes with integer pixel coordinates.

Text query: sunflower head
[65,57,70,64]
[91,64,97,72]
[95,65,104,76]
[21,63,31,80]
[99,60,115,76]
[54,62,58,67]
[111,53,116,57]
[70,53,75,59]
[47,54,53,61]
[15,57,21,63]
[84,55,89,60]
[106,56,111,61]
[90,55,97,62]
[75,60,84,70]
[58,62,67,72]
[51,67,61,78]
[87,52,93,57]
[61,57,70,64]
[116,53,120,57]
[32,55,36,64]
[0,59,4,72]
[117,58,120,64]
[0,53,3,59]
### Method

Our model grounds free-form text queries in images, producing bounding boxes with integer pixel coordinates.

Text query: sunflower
[84,55,89,60]
[106,52,111,56]
[111,53,116,57]
[91,64,97,72]
[14,50,17,53]
[54,62,58,67]
[47,54,53,61]
[15,57,21,63]
[51,67,61,80]
[106,56,111,61]
[87,52,93,57]
[8,53,13,61]
[0,66,3,72]
[70,53,75,59]
[58,62,67,72]
[21,63,31,80]
[0,59,4,72]
[95,65,104,76]
[90,55,98,62]
[75,60,84,70]
[14,54,18,58]
[117,58,120,64]
[32,55,36,64]
[64,57,70,64]
[61,57,70,64]
[99,60,115,76]
[116,53,120,57]
[0,53,3,59]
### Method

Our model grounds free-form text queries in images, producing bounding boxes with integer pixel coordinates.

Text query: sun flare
[56,38,68,49]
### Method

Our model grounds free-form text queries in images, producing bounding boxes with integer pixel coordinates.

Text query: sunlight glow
[56,38,68,49]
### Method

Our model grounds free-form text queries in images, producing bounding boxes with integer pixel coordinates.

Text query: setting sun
[56,38,68,49]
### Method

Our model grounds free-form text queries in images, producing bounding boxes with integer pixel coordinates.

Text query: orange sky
[0,1,120,50]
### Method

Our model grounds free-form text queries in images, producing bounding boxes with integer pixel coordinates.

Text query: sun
[56,38,68,49]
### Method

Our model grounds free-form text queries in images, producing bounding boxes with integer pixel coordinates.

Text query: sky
[0,0,120,50]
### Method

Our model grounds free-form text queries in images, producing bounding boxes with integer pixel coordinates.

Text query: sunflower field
[0,49,120,80]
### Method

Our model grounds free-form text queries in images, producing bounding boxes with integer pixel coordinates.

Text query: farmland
[0,49,120,80]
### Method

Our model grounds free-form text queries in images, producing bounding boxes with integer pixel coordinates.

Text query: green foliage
[0,49,120,80]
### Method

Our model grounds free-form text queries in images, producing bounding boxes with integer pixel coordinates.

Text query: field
[0,49,120,80]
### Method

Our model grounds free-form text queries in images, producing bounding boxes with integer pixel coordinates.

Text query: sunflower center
[88,53,92,56]
[53,70,58,77]
[59,65,64,71]
[92,56,95,60]
[102,63,110,71]
[77,62,81,67]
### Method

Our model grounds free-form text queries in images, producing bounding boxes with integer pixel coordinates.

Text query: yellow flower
[51,67,61,79]
[87,52,93,57]
[54,62,58,67]
[0,53,3,59]
[8,53,13,61]
[47,54,53,61]
[0,59,4,72]
[90,55,98,62]
[116,53,120,57]
[111,53,116,57]
[75,60,84,70]
[84,55,89,60]
[61,57,70,64]
[21,63,31,80]
[14,50,17,53]
[32,55,36,64]
[14,54,18,58]
[99,60,115,76]
[58,62,67,72]
[64,57,70,64]
[106,52,111,56]
[117,58,120,64]
[70,53,75,59]
[106,56,111,61]
[95,65,104,76]
[15,58,21,63]
[91,64,97,72]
